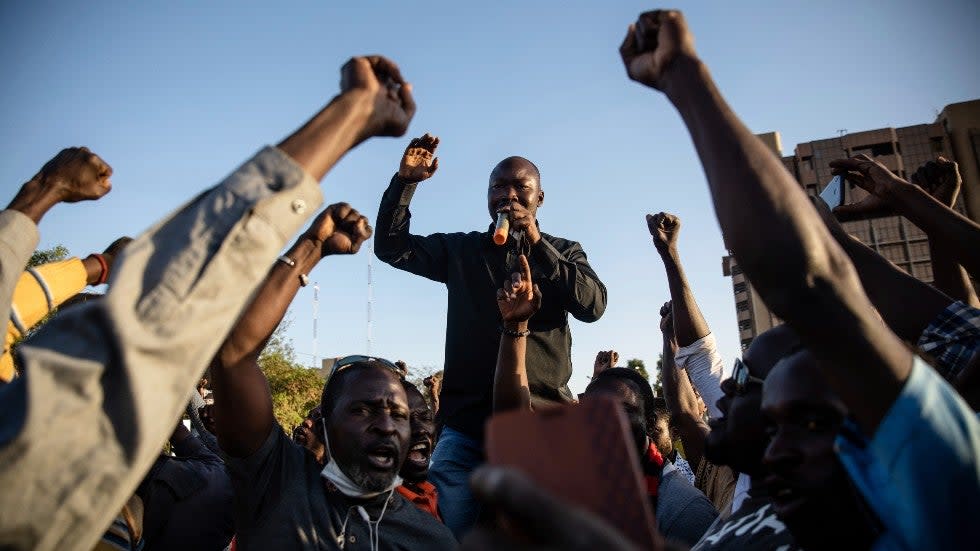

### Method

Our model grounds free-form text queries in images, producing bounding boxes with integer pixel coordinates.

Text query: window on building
[732,264,742,276]
[880,243,907,264]
[801,156,813,170]
[853,142,895,158]
[736,300,749,312]
[873,219,902,243]
[930,137,944,153]
[912,262,934,282]
[908,240,929,261]
[740,338,753,351]
[733,282,747,294]
[806,184,818,196]
[738,319,751,331]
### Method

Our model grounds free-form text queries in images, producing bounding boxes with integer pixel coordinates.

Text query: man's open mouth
[407,440,431,465]
[365,443,398,470]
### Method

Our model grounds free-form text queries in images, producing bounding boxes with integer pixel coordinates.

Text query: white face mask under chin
[321,423,401,551]
[320,423,403,499]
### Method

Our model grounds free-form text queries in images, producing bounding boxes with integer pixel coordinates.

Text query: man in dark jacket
[375,133,607,538]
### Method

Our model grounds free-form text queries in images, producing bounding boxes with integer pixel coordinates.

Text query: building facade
[724,99,980,350]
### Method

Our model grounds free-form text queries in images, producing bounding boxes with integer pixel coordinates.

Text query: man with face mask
[209,206,455,550]
[374,133,607,539]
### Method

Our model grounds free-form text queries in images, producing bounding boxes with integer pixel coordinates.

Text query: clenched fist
[33,147,113,203]
[304,203,373,256]
[619,10,698,91]
[646,212,680,254]
[911,156,961,208]
[341,55,416,139]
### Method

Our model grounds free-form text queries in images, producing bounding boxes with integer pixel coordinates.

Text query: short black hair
[586,368,658,436]
[319,361,399,420]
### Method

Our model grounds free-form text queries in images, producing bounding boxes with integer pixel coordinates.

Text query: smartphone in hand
[486,395,663,550]
[819,175,844,209]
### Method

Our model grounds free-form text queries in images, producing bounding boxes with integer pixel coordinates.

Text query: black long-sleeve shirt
[375,175,607,440]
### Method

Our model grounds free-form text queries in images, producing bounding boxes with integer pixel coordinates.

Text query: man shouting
[375,133,607,538]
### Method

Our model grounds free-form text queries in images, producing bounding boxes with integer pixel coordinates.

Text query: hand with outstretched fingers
[398,133,440,183]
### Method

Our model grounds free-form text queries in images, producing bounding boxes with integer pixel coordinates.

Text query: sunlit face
[487,158,543,220]
[325,368,411,492]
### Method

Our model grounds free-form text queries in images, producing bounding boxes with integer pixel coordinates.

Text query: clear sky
[2,0,977,394]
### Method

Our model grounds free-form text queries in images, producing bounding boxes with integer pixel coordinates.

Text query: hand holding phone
[819,175,844,209]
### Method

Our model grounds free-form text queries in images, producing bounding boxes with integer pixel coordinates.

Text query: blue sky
[2,1,977,394]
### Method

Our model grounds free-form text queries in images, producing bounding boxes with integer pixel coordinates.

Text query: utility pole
[312,283,319,369]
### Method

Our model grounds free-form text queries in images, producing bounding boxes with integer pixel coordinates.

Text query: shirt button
[348,535,357,543]
[291,199,307,214]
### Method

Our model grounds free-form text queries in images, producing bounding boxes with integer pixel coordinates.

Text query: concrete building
[723,99,980,350]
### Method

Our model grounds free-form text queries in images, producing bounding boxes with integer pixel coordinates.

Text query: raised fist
[910,156,961,208]
[646,211,680,253]
[496,255,542,325]
[659,301,674,335]
[33,147,112,203]
[340,55,416,138]
[619,10,698,91]
[398,133,440,183]
[304,203,373,256]
[593,350,619,377]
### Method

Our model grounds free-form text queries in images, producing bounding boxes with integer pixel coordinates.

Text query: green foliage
[627,356,664,397]
[28,244,70,268]
[259,317,324,431]
[627,357,650,380]
[653,354,664,397]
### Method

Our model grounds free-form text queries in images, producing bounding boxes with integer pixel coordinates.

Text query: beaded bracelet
[499,325,530,338]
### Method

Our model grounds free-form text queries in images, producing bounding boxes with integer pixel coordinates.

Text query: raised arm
[911,159,977,306]
[647,212,725,417]
[1,148,113,346]
[620,10,910,433]
[277,57,414,181]
[832,155,980,281]
[647,213,708,345]
[492,254,542,413]
[811,198,953,344]
[2,236,131,382]
[210,204,372,457]
[0,55,416,551]
[374,133,452,283]
[658,301,710,471]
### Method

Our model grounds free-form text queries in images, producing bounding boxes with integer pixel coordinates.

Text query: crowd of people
[0,7,977,551]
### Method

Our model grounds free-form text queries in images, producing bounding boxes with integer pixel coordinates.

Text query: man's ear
[538,189,545,207]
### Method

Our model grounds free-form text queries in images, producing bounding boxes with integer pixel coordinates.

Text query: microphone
[493,212,510,246]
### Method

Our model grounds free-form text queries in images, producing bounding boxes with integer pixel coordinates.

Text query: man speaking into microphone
[374,133,606,538]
